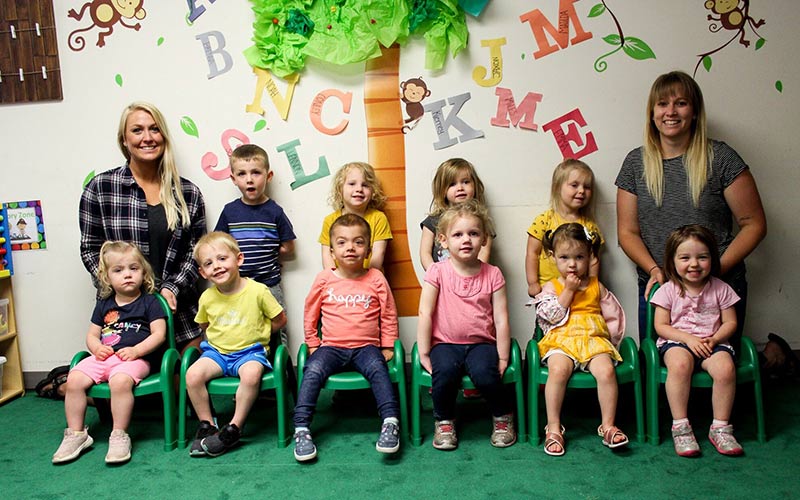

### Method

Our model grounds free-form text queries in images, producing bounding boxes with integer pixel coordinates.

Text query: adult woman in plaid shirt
[80,102,207,350]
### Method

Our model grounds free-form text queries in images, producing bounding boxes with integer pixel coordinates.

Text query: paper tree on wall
[245,0,472,316]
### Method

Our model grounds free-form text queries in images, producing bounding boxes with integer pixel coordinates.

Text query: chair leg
[514,379,527,443]
[410,372,423,446]
[753,378,766,444]
[633,375,645,444]
[646,370,660,445]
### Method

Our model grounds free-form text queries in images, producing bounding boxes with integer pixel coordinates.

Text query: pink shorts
[72,354,151,385]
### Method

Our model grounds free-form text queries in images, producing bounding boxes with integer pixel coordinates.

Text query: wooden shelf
[0,276,24,404]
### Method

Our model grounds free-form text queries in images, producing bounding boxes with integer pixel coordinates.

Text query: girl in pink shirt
[651,224,742,457]
[417,200,515,450]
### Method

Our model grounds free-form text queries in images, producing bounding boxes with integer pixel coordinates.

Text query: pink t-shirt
[304,268,398,349]
[650,277,740,347]
[425,260,505,346]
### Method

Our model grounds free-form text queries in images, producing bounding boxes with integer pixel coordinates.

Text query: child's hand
[419,352,432,373]
[498,358,508,377]
[564,273,581,291]
[527,282,542,298]
[116,346,140,361]
[308,346,318,357]
[93,345,114,361]
[686,336,712,359]
[381,348,394,362]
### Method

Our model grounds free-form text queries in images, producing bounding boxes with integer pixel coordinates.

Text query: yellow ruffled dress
[538,277,622,364]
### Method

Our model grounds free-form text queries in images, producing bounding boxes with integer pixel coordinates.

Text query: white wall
[1,1,798,372]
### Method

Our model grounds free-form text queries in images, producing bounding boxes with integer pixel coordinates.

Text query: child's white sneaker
[105,429,131,464]
[52,427,94,464]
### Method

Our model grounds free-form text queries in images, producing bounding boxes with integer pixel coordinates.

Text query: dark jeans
[638,273,748,351]
[430,343,511,421]
[293,345,399,428]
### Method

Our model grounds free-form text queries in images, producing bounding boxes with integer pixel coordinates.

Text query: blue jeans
[638,273,748,350]
[293,345,399,428]
[430,343,511,421]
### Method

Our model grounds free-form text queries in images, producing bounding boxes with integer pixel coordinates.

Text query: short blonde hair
[429,158,487,216]
[328,162,387,211]
[549,158,596,221]
[97,241,155,299]
[436,199,492,239]
[193,231,241,263]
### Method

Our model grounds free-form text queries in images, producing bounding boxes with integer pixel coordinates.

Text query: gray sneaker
[708,425,744,456]
[105,429,131,464]
[671,422,701,457]
[52,427,94,464]
[293,429,317,462]
[376,421,400,453]
[490,414,517,448]
[189,421,218,457]
[432,420,457,450]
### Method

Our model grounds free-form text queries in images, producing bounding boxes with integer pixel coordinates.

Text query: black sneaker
[189,420,218,457]
[201,423,240,457]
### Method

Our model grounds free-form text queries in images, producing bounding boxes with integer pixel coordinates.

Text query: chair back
[154,292,177,351]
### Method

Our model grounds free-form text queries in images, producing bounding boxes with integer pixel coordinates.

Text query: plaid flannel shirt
[79,165,207,343]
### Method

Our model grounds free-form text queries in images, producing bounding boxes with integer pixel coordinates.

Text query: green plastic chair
[526,326,644,446]
[69,293,179,451]
[296,339,408,434]
[643,283,765,444]
[409,339,527,446]
[178,343,292,448]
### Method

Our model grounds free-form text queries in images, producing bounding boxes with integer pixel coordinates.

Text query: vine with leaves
[589,1,655,73]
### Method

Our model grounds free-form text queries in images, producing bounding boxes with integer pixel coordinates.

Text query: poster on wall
[5,200,47,250]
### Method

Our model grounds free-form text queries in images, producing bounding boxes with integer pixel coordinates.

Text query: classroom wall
[1,1,798,373]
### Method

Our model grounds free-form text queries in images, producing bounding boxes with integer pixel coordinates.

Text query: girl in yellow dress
[535,223,628,456]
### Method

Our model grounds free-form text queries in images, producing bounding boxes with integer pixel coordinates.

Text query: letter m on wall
[520,0,592,59]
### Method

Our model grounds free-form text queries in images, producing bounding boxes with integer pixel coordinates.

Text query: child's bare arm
[492,285,511,376]
[416,282,438,373]
[270,311,287,332]
[279,240,295,261]
[369,240,389,270]
[86,323,113,360]
[654,306,712,358]
[419,226,436,271]
[525,235,543,297]
[708,306,737,347]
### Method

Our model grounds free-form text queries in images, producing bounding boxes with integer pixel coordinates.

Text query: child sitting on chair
[186,232,287,457]
[293,214,401,462]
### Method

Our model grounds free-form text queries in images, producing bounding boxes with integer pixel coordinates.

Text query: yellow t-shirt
[527,209,604,285]
[318,208,393,268]
[195,278,283,354]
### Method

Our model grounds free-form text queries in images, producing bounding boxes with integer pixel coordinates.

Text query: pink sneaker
[708,425,744,456]
[671,422,700,457]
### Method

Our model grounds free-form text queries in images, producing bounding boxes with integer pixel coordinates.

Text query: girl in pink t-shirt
[417,200,515,450]
[651,224,742,457]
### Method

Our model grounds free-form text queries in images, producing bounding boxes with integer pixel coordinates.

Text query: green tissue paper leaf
[157,36,165,46]
[775,80,783,93]
[254,119,267,132]
[180,116,199,138]
[82,170,96,189]
[115,74,123,87]
[703,56,712,72]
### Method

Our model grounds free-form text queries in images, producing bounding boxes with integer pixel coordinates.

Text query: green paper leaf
[776,80,783,93]
[180,116,199,138]
[603,34,622,46]
[254,119,267,132]
[115,74,123,87]
[521,53,525,60]
[755,38,765,50]
[702,56,712,72]
[157,37,165,46]
[622,37,656,60]
[588,4,606,18]
[82,170,96,189]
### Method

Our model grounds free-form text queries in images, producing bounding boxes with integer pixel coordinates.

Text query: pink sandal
[598,425,629,449]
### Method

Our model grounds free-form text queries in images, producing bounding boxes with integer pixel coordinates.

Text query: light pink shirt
[650,277,740,347]
[425,260,505,346]
[304,268,398,349]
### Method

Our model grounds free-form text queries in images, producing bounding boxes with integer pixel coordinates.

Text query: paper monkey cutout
[401,77,431,134]
[68,0,147,51]
[705,0,764,47]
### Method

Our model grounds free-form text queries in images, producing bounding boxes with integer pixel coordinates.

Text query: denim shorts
[659,342,735,371]
[199,341,272,377]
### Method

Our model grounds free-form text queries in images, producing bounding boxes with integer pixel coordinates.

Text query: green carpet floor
[1,380,799,499]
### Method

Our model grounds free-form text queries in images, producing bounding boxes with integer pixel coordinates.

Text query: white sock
[383,417,399,426]
[672,418,689,428]
[711,419,728,428]
[294,426,309,434]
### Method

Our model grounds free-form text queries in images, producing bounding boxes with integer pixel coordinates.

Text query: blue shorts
[659,342,735,371]
[199,341,272,377]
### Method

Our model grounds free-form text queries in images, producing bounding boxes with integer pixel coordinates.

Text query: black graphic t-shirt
[91,294,166,356]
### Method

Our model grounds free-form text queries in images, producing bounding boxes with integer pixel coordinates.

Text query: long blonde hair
[327,162,387,211]
[429,158,487,217]
[643,71,713,207]
[549,158,596,221]
[97,241,155,298]
[117,101,191,230]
